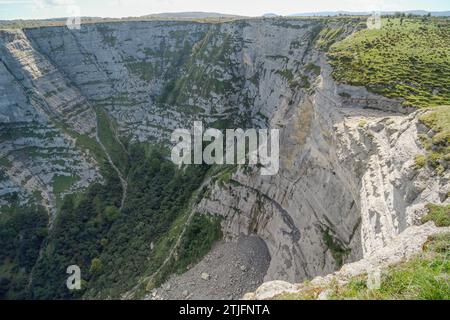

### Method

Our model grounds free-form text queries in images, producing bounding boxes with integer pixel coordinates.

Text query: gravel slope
[148,235,270,300]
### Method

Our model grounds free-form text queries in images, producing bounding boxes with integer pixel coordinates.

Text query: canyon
[0,17,448,299]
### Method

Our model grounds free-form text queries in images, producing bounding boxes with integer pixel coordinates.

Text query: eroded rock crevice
[196,57,449,287]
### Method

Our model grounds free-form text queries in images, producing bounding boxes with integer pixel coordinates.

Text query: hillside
[0,12,245,30]
[290,11,450,17]
[328,17,450,108]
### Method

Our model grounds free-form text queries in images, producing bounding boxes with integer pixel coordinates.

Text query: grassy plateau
[328,17,450,108]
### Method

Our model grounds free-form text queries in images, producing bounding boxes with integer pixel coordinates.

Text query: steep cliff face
[22,19,359,137]
[0,17,447,299]
[1,18,358,222]
[196,58,449,284]
[0,30,99,216]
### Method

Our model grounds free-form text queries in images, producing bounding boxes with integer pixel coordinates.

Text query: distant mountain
[0,12,246,29]
[426,11,450,16]
[140,11,246,19]
[289,10,450,17]
[263,13,280,18]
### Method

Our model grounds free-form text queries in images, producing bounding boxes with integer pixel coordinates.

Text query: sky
[0,0,449,20]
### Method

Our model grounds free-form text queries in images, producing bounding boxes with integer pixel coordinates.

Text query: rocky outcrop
[244,222,450,300]
[243,280,298,300]
[148,235,270,300]
[196,57,449,286]
[0,31,100,215]
[1,18,356,217]
[0,29,97,134]
[22,19,358,141]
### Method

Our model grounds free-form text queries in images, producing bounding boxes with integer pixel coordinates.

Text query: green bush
[418,106,450,172]
[176,213,222,273]
[414,154,427,169]
[422,204,450,227]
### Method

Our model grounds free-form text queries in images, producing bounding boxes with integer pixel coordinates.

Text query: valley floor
[148,235,270,300]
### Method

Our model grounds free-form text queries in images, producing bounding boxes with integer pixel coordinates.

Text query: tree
[104,206,120,222]
[90,258,103,275]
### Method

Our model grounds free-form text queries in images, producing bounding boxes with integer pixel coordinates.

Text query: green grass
[328,18,450,108]
[51,119,106,165]
[416,106,450,173]
[314,26,344,50]
[420,106,450,140]
[332,233,450,300]
[276,232,450,300]
[126,61,154,82]
[0,157,12,169]
[155,29,243,108]
[142,212,222,295]
[96,108,129,174]
[275,69,310,90]
[422,203,450,227]
[322,229,350,267]
[304,63,321,76]
[52,175,79,194]
[414,154,427,169]
[75,134,106,163]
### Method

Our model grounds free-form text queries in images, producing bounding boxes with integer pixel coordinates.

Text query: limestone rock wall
[24,20,354,139]
[0,29,100,216]
[196,58,449,284]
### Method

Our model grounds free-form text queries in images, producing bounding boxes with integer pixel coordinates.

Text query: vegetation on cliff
[276,232,449,300]
[328,17,450,108]
[277,205,450,300]
[422,203,450,227]
[28,144,217,299]
[0,205,48,299]
[1,16,448,301]
[416,106,450,174]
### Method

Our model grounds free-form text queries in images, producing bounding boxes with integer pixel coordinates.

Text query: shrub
[422,204,450,227]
